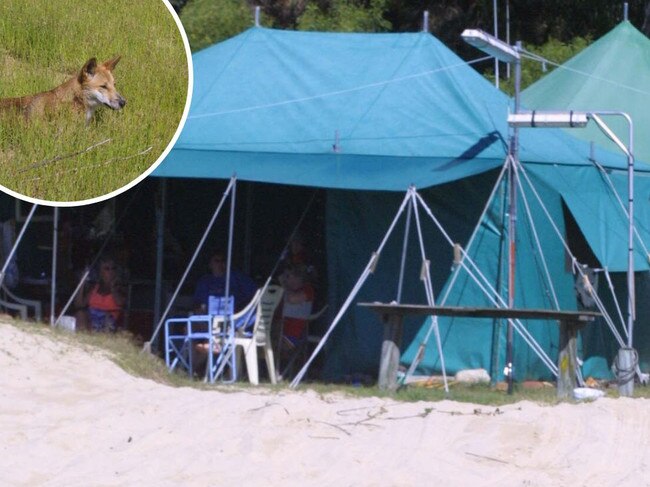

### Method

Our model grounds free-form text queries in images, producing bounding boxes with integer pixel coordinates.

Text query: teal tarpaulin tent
[521,20,650,376]
[154,27,649,380]
[522,20,650,166]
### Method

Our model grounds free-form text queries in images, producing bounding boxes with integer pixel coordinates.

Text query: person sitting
[74,256,126,332]
[193,251,257,314]
[280,264,315,349]
[279,233,317,287]
[192,251,257,370]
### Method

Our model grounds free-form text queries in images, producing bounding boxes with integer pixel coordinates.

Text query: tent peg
[369,251,380,273]
[420,259,430,281]
[453,243,462,265]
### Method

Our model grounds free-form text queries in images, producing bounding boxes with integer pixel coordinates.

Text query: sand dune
[1,322,649,486]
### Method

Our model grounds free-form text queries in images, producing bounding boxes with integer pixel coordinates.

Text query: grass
[0,0,188,202]
[7,317,650,404]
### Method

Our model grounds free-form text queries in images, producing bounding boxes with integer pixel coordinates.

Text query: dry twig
[19,138,112,173]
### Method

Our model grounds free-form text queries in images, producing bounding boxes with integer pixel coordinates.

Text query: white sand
[1,321,649,486]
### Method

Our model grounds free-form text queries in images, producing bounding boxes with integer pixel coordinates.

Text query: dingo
[0,56,126,124]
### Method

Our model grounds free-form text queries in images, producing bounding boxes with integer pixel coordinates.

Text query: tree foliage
[168,0,189,13]
[177,0,650,91]
[298,0,392,32]
[484,36,592,96]
[180,0,252,51]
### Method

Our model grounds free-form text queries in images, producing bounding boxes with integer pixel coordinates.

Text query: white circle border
[0,0,194,208]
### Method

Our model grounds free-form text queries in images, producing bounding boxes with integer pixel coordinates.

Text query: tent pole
[396,199,412,303]
[50,207,59,326]
[588,112,635,346]
[410,190,559,376]
[254,5,261,26]
[290,189,414,388]
[0,204,37,290]
[493,0,499,89]
[505,40,522,394]
[243,184,254,276]
[152,178,167,352]
[506,0,511,79]
[143,176,236,352]
[225,177,236,308]
[55,187,142,326]
[403,189,449,393]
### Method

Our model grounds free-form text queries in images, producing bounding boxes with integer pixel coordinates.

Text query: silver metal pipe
[50,207,59,326]
[0,204,37,289]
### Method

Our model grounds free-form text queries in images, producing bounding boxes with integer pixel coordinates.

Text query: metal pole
[587,111,635,396]
[624,2,629,21]
[0,204,37,289]
[588,112,635,346]
[396,198,412,303]
[493,0,499,89]
[422,10,429,32]
[144,177,236,350]
[225,178,236,304]
[506,0,511,79]
[627,119,635,346]
[50,207,59,326]
[505,41,522,394]
[153,179,167,347]
[254,5,261,26]
[243,184,253,276]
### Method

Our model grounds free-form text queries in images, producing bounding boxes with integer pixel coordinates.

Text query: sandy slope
[1,322,649,487]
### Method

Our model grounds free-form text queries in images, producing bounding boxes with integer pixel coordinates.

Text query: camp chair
[0,284,42,321]
[280,305,328,380]
[232,284,284,385]
[164,296,234,381]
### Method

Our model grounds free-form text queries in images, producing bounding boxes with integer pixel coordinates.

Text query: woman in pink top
[75,256,126,332]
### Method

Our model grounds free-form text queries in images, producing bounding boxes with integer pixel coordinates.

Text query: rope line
[520,49,650,97]
[413,191,559,375]
[513,157,560,310]
[405,190,449,392]
[516,163,628,345]
[189,56,492,120]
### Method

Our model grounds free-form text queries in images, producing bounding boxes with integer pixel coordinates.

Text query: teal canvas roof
[155,27,625,189]
[522,21,650,166]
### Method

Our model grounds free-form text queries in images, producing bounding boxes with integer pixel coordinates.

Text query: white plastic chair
[232,284,284,385]
[0,284,42,321]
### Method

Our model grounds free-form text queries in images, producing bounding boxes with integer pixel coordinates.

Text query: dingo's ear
[79,58,97,82]
[103,56,121,72]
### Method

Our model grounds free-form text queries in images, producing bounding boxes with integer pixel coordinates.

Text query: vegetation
[0,0,188,202]
[177,0,650,96]
[8,318,650,404]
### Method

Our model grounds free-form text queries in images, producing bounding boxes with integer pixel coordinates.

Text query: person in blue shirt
[193,251,257,313]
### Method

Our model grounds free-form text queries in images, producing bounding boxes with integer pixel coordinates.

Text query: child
[281,264,314,347]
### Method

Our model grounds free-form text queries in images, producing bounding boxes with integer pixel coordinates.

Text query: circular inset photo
[0,0,191,205]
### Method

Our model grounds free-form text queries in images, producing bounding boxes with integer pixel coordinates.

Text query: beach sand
[1,321,649,486]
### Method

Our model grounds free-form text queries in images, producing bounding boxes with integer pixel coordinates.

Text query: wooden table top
[359,302,601,323]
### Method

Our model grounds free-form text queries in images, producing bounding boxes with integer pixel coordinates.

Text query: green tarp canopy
[153,27,650,381]
[518,20,650,378]
[522,21,650,166]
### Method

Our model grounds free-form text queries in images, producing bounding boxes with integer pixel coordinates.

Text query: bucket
[614,347,637,397]
[56,315,76,332]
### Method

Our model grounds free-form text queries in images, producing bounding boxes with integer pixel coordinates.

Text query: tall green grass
[0,0,188,202]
